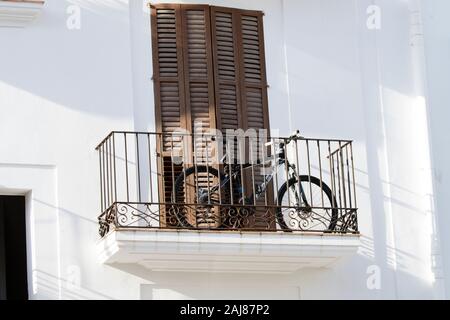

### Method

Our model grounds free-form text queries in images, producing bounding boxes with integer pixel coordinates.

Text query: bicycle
[172,131,338,231]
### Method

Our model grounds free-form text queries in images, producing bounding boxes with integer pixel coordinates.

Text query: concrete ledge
[97,229,360,274]
[0,0,45,28]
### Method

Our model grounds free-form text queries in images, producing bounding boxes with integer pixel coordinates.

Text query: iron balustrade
[96,131,358,237]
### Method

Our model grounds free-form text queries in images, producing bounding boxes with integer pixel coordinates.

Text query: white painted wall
[420,0,450,299]
[0,0,448,299]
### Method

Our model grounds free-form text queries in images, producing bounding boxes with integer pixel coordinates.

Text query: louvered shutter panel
[211,8,269,132]
[236,10,273,229]
[181,5,216,134]
[211,7,273,228]
[151,4,187,226]
[152,4,219,227]
[238,12,270,133]
[180,5,220,227]
[210,7,242,173]
[210,7,242,133]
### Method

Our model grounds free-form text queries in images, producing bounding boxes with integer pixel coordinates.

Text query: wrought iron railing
[96,131,358,237]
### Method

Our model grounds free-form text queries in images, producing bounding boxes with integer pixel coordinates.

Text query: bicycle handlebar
[285,130,304,143]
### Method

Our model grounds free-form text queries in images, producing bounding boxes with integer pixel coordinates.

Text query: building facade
[1,0,450,300]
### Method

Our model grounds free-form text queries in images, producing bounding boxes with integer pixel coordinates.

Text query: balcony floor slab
[97,229,360,274]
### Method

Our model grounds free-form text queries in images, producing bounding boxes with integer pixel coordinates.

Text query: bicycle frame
[207,142,310,207]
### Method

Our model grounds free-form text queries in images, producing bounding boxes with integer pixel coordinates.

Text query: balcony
[96,131,360,273]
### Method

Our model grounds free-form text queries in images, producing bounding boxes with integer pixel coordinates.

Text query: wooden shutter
[210,7,270,170]
[180,5,219,227]
[211,7,273,228]
[210,7,269,132]
[210,7,242,133]
[151,4,186,135]
[152,4,218,227]
[152,4,272,228]
[151,4,186,226]
[237,9,272,228]
[181,5,216,135]
[238,11,270,132]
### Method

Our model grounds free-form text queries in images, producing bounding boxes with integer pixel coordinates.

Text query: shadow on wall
[296,256,435,300]
[101,255,433,300]
[31,199,112,299]
[0,0,136,118]
[275,0,436,298]
[281,0,418,138]
[33,269,114,300]
[67,0,129,17]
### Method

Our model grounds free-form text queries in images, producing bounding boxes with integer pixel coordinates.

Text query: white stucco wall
[0,0,448,299]
[420,0,450,299]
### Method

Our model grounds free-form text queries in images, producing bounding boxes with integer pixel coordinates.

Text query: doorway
[0,196,28,300]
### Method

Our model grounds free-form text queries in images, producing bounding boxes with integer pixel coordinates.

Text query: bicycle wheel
[276,176,338,231]
[173,166,224,228]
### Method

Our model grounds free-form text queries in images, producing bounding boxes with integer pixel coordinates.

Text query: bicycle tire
[276,176,338,231]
